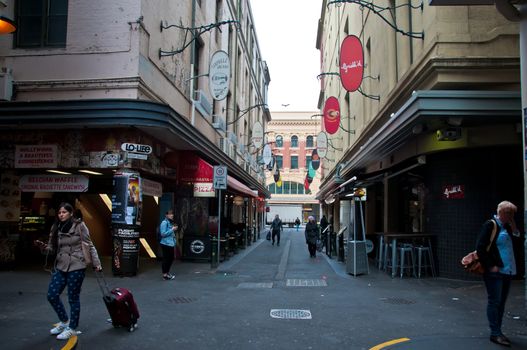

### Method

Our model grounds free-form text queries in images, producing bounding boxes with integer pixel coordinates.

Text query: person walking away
[476,201,519,347]
[159,209,178,280]
[295,217,301,232]
[271,214,283,246]
[34,203,102,340]
[305,216,319,258]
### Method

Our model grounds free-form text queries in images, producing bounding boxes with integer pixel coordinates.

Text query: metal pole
[519,4,527,318]
[217,189,222,267]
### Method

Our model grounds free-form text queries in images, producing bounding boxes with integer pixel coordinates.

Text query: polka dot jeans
[47,269,86,329]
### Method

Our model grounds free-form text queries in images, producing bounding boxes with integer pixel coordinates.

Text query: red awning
[227,176,257,198]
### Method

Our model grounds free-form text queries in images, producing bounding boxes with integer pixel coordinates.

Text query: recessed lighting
[46,169,72,175]
[79,169,103,175]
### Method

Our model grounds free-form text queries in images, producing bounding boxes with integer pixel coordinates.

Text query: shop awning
[228,176,258,198]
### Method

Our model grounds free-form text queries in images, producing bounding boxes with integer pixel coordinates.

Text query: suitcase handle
[94,270,111,297]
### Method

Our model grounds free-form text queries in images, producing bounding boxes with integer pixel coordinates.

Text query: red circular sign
[339,35,364,92]
[323,96,340,135]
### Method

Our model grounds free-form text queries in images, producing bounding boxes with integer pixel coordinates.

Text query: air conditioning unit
[212,114,226,131]
[227,131,238,146]
[194,89,212,118]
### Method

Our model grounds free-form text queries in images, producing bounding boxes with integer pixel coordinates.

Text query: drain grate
[380,297,416,305]
[237,282,273,288]
[168,297,196,304]
[286,279,327,287]
[270,309,312,319]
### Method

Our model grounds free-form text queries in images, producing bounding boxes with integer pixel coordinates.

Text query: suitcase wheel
[129,323,138,332]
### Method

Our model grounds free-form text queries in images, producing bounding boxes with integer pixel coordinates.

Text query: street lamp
[0,16,15,34]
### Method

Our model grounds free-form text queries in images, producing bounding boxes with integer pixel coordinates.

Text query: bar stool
[398,243,415,278]
[414,245,436,278]
[384,242,396,274]
[376,234,384,270]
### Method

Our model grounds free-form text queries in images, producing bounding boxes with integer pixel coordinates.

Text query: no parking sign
[213,165,227,189]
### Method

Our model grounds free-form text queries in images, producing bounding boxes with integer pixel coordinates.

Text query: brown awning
[227,176,258,198]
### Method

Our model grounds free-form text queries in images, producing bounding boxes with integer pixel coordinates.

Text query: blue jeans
[47,269,86,329]
[483,271,512,336]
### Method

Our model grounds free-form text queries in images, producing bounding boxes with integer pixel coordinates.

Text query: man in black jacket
[270,214,283,246]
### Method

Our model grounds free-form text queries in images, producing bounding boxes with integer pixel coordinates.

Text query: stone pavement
[0,227,526,350]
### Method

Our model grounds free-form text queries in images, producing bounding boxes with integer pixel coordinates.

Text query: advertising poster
[111,175,128,224]
[127,174,142,225]
[112,225,140,276]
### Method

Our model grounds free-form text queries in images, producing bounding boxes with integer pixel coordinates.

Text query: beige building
[316,1,523,278]
[0,0,271,269]
[265,111,322,224]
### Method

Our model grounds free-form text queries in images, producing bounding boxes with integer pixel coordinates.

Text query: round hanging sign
[323,96,340,135]
[311,149,320,170]
[339,35,364,92]
[262,144,272,165]
[252,122,263,149]
[209,50,230,101]
[317,132,328,158]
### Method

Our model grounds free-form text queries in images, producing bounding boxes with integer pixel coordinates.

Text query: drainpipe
[190,0,196,126]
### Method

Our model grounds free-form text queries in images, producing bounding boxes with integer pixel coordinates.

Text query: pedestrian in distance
[476,201,519,347]
[295,217,301,232]
[159,209,178,280]
[305,215,319,258]
[270,214,283,246]
[320,215,329,250]
[34,202,102,341]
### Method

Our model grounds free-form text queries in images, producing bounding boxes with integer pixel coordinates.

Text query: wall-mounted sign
[19,174,89,192]
[252,121,263,149]
[339,35,364,92]
[194,182,215,197]
[209,50,230,101]
[142,178,163,197]
[213,165,227,190]
[121,143,152,155]
[15,145,58,168]
[323,96,340,135]
[442,184,465,199]
[317,132,328,158]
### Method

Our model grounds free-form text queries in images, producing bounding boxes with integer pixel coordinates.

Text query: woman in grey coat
[304,216,319,258]
[35,202,102,341]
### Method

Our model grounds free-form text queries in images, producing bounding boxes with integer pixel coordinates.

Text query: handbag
[82,241,93,266]
[266,231,271,241]
[461,220,497,274]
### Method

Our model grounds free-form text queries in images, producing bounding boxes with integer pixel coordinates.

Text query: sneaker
[163,274,175,280]
[50,321,69,335]
[56,326,76,340]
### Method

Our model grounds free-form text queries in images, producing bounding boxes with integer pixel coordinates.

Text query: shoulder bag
[461,220,497,274]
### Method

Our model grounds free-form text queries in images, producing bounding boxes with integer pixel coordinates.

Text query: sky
[250,1,321,112]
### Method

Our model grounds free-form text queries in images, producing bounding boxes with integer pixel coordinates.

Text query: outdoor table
[381,233,435,278]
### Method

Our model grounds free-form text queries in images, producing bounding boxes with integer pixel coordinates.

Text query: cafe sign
[209,50,230,101]
[252,121,263,149]
[15,145,58,168]
[323,97,340,135]
[442,184,464,199]
[19,175,89,192]
[194,182,215,197]
[339,35,364,92]
[317,132,328,158]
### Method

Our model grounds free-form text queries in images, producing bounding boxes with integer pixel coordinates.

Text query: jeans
[483,271,512,336]
[161,244,175,274]
[47,269,86,329]
[272,230,280,245]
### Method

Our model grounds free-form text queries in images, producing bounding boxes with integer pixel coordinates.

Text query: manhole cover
[168,297,196,304]
[270,309,312,319]
[237,282,273,288]
[286,279,327,287]
[380,297,416,305]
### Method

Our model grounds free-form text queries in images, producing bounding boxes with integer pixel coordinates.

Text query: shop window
[283,181,291,194]
[16,0,68,48]
[306,135,314,148]
[291,135,298,148]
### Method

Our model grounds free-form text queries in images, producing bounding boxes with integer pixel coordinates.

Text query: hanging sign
[323,96,340,135]
[311,149,320,170]
[262,144,272,165]
[209,50,230,101]
[252,121,263,149]
[339,35,364,92]
[19,174,89,192]
[317,132,328,158]
[15,145,58,168]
